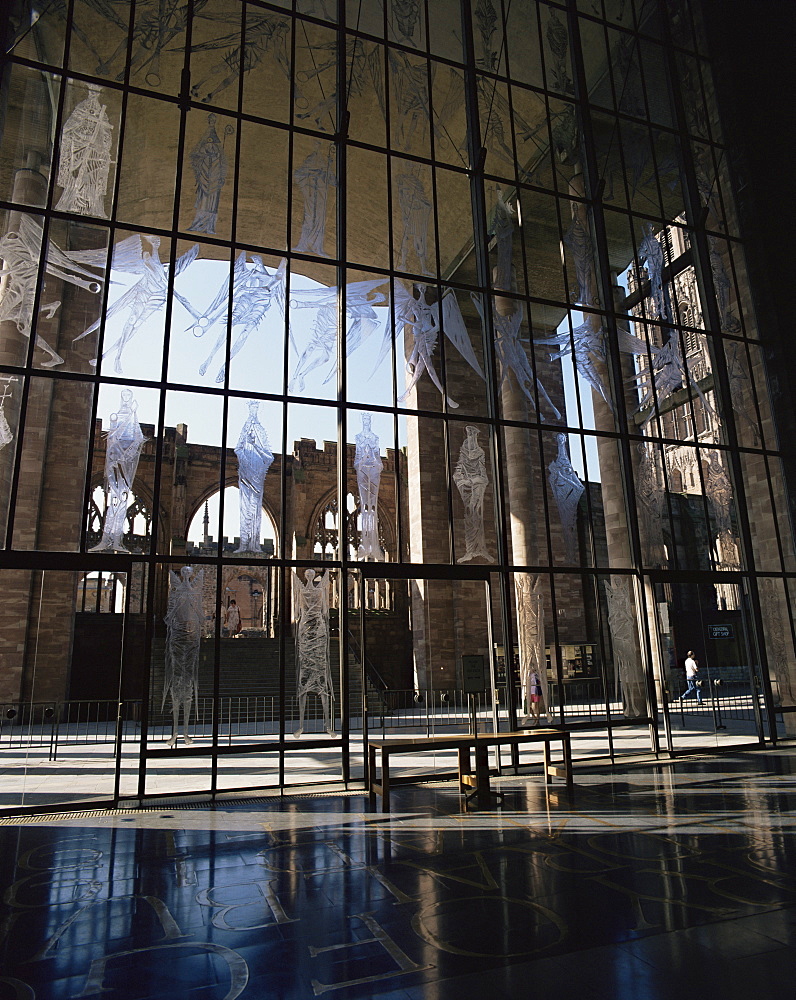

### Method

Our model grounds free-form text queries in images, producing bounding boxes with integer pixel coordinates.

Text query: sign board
[461,655,486,693]
[707,624,734,640]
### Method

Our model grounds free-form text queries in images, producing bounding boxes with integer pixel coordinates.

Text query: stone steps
[149,637,367,721]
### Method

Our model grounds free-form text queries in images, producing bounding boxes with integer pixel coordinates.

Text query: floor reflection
[1,750,796,998]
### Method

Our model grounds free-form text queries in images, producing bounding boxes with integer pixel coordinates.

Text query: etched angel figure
[90,388,147,552]
[95,0,210,85]
[548,433,584,564]
[193,254,286,384]
[373,282,484,407]
[516,574,547,723]
[0,377,18,451]
[537,320,612,409]
[55,84,113,218]
[471,295,561,421]
[188,113,230,234]
[235,400,273,554]
[604,576,645,718]
[74,235,199,374]
[163,566,204,748]
[398,284,455,408]
[631,334,714,426]
[292,141,336,256]
[293,569,335,737]
[190,11,291,106]
[396,173,432,274]
[354,413,384,561]
[374,281,484,408]
[288,279,388,392]
[454,425,493,563]
[638,222,668,321]
[0,215,106,368]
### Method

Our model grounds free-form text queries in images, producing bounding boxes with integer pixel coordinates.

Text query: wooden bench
[367,728,573,811]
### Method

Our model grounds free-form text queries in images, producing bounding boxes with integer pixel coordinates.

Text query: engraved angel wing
[370,279,416,375]
[439,289,484,379]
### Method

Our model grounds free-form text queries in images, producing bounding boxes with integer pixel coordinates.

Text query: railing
[0,679,774,754]
[668,677,760,725]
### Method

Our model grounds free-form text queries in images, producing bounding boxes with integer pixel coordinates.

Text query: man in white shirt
[679,651,703,705]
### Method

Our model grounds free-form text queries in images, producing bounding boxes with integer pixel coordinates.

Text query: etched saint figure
[293,569,335,737]
[638,222,668,321]
[354,413,384,561]
[453,425,493,563]
[163,567,204,748]
[548,433,584,564]
[760,579,796,707]
[0,377,18,451]
[292,141,336,256]
[90,388,147,552]
[604,576,646,718]
[546,8,573,93]
[706,450,738,569]
[725,341,760,443]
[489,187,516,292]
[708,235,741,333]
[55,84,113,218]
[234,400,273,554]
[516,574,547,723]
[635,442,665,559]
[396,173,432,274]
[563,203,599,308]
[392,0,421,44]
[188,113,230,234]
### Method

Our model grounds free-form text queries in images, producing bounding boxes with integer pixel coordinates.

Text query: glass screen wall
[1,0,795,810]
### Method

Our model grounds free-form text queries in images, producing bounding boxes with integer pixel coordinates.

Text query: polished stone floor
[1,749,796,999]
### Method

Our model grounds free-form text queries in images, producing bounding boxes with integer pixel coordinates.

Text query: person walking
[224,599,242,637]
[679,651,703,705]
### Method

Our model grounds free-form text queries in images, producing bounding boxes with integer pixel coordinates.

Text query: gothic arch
[86,475,162,551]
[186,482,281,551]
[306,487,396,560]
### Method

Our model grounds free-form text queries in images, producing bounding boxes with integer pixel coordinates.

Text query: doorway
[651,575,765,752]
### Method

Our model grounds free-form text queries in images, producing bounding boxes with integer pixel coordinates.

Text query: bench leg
[381,749,390,812]
[563,736,573,788]
[474,744,491,807]
[543,740,553,785]
[368,746,376,808]
[458,747,471,794]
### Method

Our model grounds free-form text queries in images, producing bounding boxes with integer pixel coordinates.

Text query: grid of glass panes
[0,0,794,807]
